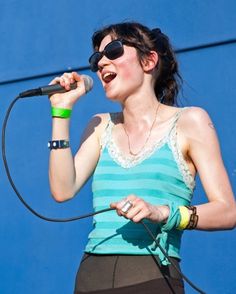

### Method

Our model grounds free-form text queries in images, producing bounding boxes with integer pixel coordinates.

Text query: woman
[48,22,236,294]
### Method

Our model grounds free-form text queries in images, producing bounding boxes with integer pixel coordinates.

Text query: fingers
[111,196,170,223]
[48,72,87,108]
[49,72,81,91]
[111,195,152,223]
[110,200,127,216]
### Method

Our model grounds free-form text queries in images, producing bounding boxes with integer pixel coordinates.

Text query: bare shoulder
[91,112,110,126]
[181,106,212,123]
[178,107,219,147]
[179,106,215,132]
[84,112,112,139]
[92,112,111,130]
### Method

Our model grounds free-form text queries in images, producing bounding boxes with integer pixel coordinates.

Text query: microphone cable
[2,96,113,222]
[1,95,205,294]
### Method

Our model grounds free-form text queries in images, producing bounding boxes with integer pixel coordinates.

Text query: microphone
[19,75,93,98]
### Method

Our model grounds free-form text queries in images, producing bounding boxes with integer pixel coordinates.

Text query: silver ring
[121,200,133,213]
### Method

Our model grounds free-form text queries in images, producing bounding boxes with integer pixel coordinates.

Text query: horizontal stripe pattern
[85,142,192,259]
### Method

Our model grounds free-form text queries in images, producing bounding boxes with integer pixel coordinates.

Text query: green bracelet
[51,107,72,118]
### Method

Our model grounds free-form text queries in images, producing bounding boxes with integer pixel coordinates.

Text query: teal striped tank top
[85,108,195,263]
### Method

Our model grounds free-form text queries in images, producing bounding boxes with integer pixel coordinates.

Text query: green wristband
[51,107,72,118]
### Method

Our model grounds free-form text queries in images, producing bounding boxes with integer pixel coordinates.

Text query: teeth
[103,72,114,79]
[102,72,117,83]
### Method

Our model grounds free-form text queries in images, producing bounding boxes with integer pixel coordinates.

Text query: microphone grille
[83,75,93,93]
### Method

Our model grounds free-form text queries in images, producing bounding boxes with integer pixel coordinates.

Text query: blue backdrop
[0,1,235,293]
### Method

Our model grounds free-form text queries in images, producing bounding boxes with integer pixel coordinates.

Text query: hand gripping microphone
[18,75,93,98]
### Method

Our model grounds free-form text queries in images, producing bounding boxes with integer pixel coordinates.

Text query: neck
[121,100,161,156]
[121,94,160,130]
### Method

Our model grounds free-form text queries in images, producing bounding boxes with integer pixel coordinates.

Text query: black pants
[74,254,184,294]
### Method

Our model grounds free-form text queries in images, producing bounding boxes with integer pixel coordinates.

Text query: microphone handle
[40,83,77,96]
[19,74,93,98]
[19,83,77,98]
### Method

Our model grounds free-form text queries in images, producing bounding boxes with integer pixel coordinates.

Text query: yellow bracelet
[177,206,190,230]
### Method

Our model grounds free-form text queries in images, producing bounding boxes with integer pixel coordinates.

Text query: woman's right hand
[49,71,88,109]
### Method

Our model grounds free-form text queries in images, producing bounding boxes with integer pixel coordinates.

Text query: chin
[106,94,121,103]
[104,84,127,103]
[105,88,120,102]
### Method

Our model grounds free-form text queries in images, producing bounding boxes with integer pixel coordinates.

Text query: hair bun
[152,28,162,35]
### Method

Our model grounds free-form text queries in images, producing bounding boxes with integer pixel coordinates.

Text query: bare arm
[49,114,105,202]
[111,107,236,231]
[180,107,236,230]
[48,71,108,202]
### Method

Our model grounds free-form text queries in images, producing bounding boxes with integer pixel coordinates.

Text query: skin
[49,34,236,230]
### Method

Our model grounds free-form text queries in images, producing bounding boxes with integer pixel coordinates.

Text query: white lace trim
[100,113,172,169]
[100,109,195,191]
[108,134,168,169]
[168,124,195,191]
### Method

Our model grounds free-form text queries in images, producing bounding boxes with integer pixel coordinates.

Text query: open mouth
[102,72,117,83]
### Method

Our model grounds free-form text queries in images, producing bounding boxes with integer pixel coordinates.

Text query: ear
[142,51,159,72]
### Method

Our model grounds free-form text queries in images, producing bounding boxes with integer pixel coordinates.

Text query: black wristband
[48,140,70,150]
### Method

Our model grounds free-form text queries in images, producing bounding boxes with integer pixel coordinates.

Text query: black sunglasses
[89,39,134,72]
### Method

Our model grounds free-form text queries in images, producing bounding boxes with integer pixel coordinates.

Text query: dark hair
[91,22,182,106]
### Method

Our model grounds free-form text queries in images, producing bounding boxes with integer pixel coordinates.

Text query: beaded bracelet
[51,107,72,118]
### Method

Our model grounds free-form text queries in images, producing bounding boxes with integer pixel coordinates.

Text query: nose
[97,54,111,71]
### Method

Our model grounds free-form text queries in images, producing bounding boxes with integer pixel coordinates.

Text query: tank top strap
[99,112,118,150]
[167,107,195,191]
[167,107,188,137]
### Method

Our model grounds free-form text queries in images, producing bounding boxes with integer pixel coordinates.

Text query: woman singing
[48,22,236,293]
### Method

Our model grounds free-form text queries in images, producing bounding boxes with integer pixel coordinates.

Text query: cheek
[117,54,143,81]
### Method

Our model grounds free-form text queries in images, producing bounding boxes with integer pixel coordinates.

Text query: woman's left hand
[110,194,169,223]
